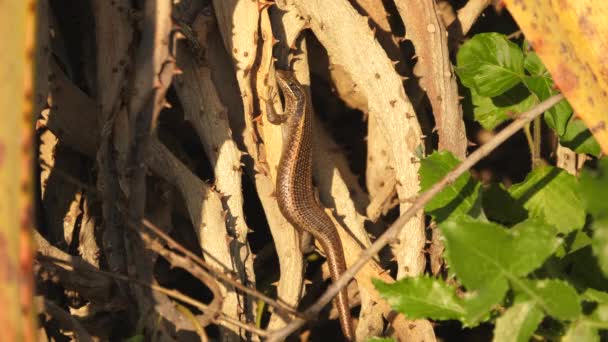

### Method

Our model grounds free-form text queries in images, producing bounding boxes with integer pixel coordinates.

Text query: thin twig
[136,227,224,328]
[37,255,268,337]
[141,218,303,320]
[39,159,302,319]
[507,30,524,40]
[266,93,564,341]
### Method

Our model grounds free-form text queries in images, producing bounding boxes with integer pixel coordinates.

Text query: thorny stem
[38,160,302,320]
[38,255,268,337]
[140,219,303,319]
[266,93,564,342]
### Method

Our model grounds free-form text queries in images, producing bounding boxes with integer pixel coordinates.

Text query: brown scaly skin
[267,69,355,340]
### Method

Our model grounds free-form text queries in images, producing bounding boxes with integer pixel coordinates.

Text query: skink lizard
[267,70,355,340]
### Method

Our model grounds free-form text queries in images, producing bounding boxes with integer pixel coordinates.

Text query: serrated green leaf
[470,85,536,130]
[560,118,601,157]
[482,183,528,225]
[420,151,481,222]
[524,51,547,76]
[509,166,585,233]
[456,33,525,97]
[515,279,581,320]
[373,277,466,321]
[440,216,559,291]
[582,289,608,303]
[493,300,544,342]
[562,321,599,342]
[462,276,509,326]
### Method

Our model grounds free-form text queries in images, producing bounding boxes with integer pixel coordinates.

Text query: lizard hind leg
[265,85,289,124]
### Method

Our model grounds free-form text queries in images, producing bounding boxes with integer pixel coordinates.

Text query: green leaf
[579,159,608,275]
[590,303,608,322]
[440,216,559,291]
[373,277,466,321]
[509,166,585,233]
[462,276,509,326]
[523,75,573,136]
[456,33,525,97]
[562,321,599,342]
[567,229,593,254]
[470,86,536,130]
[590,218,608,277]
[579,158,608,218]
[374,274,507,327]
[582,288,608,303]
[523,51,547,76]
[482,183,527,225]
[567,246,608,291]
[420,151,482,222]
[560,118,601,157]
[493,300,544,342]
[515,279,581,320]
[522,70,597,155]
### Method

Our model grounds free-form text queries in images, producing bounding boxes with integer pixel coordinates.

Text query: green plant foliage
[579,158,608,218]
[441,216,559,290]
[470,86,536,130]
[522,74,573,136]
[481,183,527,225]
[579,159,608,275]
[373,32,608,342]
[560,117,602,156]
[582,288,608,303]
[456,33,525,97]
[419,151,482,222]
[523,51,546,76]
[493,300,544,342]
[562,321,600,342]
[374,275,507,327]
[373,277,465,321]
[376,216,565,328]
[515,279,580,320]
[456,32,600,157]
[509,166,585,234]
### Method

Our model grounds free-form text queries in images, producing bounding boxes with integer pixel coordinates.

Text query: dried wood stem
[37,255,267,338]
[37,160,301,320]
[140,219,303,319]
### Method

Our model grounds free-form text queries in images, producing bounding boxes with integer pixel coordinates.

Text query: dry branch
[283,0,427,294]
[46,53,248,338]
[395,0,467,159]
[174,12,256,324]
